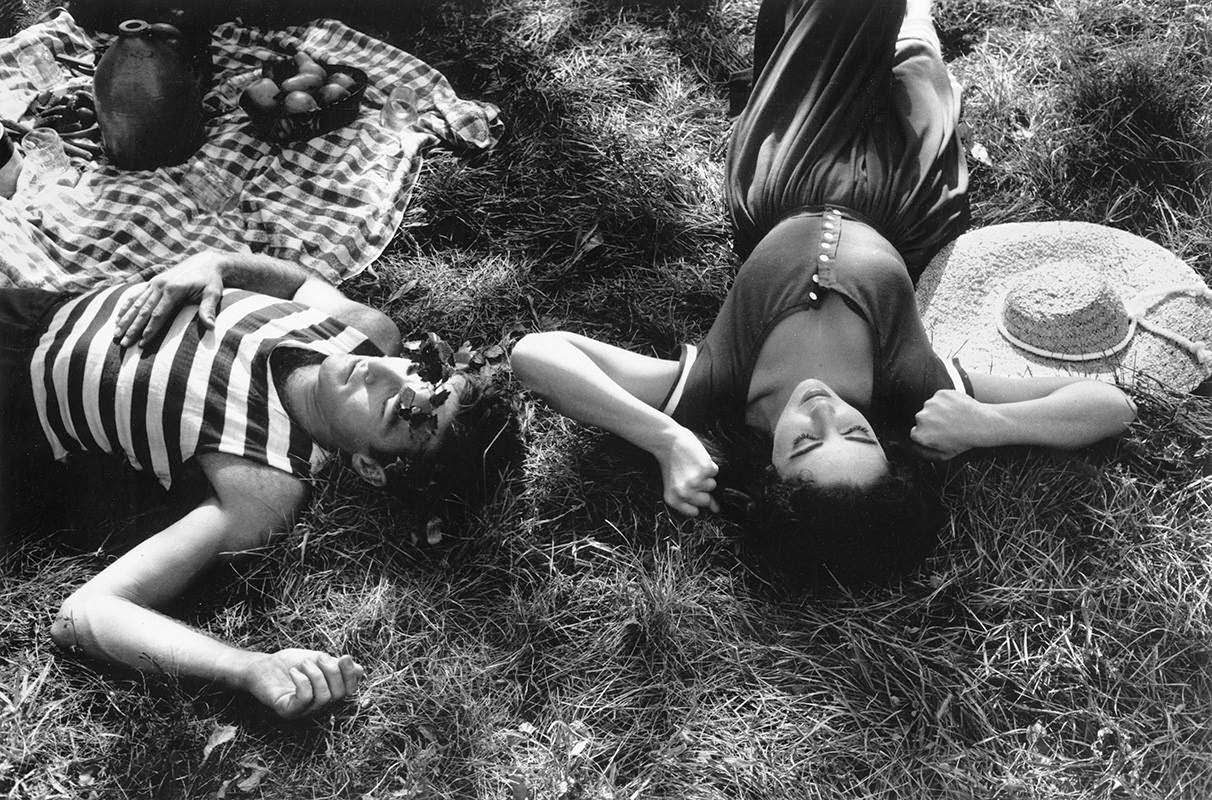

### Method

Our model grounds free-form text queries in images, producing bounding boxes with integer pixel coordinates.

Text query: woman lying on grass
[0,250,514,717]
[512,0,1137,585]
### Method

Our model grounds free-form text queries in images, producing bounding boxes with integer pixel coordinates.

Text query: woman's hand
[114,250,226,346]
[241,649,365,719]
[910,389,992,461]
[654,425,721,516]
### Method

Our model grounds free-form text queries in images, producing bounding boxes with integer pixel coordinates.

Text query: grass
[3,0,1212,797]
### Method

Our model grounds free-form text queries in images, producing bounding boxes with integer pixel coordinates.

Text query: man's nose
[364,359,400,387]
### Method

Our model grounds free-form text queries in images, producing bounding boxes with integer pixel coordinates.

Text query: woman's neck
[745,294,875,430]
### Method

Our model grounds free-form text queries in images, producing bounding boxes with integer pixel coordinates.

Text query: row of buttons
[807,207,843,306]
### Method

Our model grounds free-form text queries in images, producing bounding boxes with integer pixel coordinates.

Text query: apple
[283,90,319,115]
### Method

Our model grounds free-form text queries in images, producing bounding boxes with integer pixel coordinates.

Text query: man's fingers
[300,661,333,709]
[279,666,312,716]
[317,655,347,701]
[119,297,158,346]
[114,286,153,340]
[139,293,177,344]
[337,655,362,695]
[199,284,221,328]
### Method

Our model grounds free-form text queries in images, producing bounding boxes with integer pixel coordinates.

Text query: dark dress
[662,0,972,436]
[727,0,968,277]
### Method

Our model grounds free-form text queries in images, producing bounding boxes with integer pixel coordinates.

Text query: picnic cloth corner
[0,11,501,291]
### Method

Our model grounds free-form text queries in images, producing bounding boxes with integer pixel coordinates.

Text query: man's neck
[270,348,336,449]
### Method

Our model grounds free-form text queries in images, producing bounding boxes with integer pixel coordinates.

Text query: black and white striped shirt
[31,286,376,488]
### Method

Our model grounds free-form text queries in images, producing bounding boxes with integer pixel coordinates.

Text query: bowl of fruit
[239,51,367,142]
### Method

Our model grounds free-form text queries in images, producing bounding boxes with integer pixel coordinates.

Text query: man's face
[314,354,462,460]
[770,378,888,487]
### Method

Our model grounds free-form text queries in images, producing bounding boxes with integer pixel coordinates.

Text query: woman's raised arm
[511,331,719,515]
[909,373,1137,460]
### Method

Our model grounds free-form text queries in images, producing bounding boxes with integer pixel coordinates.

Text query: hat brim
[916,222,1212,392]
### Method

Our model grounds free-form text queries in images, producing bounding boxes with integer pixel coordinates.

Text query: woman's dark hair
[704,424,945,589]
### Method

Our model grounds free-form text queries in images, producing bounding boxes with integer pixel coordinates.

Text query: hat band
[997,282,1212,365]
[996,314,1137,362]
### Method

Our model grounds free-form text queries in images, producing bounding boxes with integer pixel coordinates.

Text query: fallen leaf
[201,724,238,764]
[386,278,420,304]
[237,764,270,792]
[426,517,443,546]
[969,142,993,166]
[507,773,530,800]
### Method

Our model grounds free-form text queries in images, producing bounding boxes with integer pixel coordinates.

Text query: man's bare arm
[49,454,364,718]
[114,250,400,354]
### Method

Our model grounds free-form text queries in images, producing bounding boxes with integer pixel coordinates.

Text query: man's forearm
[51,593,256,689]
[216,252,313,299]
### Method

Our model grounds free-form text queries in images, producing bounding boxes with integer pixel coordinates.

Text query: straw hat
[916,222,1212,391]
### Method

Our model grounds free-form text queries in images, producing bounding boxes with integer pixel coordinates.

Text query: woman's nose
[805,400,836,434]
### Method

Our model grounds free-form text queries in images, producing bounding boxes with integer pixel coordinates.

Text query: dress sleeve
[660,344,698,416]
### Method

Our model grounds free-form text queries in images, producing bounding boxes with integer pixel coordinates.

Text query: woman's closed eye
[792,425,873,446]
[789,426,878,457]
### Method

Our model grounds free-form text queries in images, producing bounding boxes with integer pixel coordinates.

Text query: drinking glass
[15,128,78,199]
[379,85,419,135]
[182,159,240,217]
[18,45,64,91]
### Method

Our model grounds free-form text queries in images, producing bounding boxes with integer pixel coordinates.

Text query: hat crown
[999,262,1133,360]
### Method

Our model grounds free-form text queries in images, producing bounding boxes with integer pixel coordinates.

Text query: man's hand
[242,649,365,719]
[114,251,226,346]
[654,425,720,516]
[910,389,993,461]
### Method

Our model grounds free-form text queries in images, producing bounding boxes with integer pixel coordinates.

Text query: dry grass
[3,0,1212,798]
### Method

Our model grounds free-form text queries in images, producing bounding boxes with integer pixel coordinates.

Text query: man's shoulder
[197,452,308,522]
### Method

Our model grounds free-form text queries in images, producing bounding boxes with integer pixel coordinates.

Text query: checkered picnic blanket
[0,10,500,291]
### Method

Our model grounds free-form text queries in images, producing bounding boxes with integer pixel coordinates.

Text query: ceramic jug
[93,19,206,170]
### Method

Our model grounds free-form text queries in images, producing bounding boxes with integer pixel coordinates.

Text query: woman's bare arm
[910,373,1137,459]
[511,331,719,515]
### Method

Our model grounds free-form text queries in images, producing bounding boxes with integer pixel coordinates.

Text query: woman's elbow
[50,589,94,652]
[1105,384,1137,433]
[510,331,561,387]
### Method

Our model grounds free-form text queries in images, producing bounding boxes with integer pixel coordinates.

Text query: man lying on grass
[0,250,508,718]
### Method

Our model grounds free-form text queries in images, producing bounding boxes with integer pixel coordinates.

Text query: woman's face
[771,378,888,487]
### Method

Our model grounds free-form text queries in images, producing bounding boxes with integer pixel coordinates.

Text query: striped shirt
[30,285,377,488]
